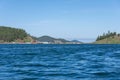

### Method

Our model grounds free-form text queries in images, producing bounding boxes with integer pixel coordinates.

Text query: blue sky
[0,0,120,42]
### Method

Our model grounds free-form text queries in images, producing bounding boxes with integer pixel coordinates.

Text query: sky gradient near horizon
[0,0,120,42]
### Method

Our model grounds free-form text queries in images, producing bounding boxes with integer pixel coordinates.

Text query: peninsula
[94,31,120,44]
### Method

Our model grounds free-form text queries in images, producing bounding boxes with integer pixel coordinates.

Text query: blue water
[0,44,120,80]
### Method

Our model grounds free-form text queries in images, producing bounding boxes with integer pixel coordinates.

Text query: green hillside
[0,26,34,43]
[94,31,120,44]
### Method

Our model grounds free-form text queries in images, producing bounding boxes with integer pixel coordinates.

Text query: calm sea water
[0,44,120,80]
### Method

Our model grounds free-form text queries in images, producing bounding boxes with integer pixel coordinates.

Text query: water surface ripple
[0,44,120,80]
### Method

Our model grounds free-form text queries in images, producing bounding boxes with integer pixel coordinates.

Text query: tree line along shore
[0,26,120,44]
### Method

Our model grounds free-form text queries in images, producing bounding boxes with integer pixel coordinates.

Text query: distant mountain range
[37,36,82,44]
